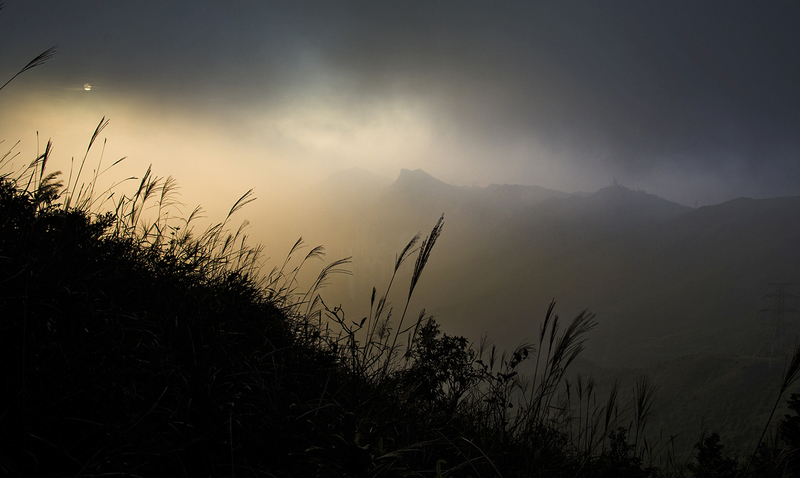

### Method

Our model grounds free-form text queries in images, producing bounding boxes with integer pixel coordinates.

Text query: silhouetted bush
[688,433,740,478]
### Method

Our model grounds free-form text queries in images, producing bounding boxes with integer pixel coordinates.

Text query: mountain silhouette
[298,169,800,369]
[286,168,800,459]
[391,168,455,194]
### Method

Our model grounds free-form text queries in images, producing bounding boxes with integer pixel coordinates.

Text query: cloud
[3,0,800,204]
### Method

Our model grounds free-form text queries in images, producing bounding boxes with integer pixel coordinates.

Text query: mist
[3,1,800,207]
[4,0,800,463]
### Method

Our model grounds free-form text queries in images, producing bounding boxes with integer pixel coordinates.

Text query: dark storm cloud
[3,1,800,201]
[325,1,800,179]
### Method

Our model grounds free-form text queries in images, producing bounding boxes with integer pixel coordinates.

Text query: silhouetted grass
[1,123,344,476]
[0,43,57,92]
[4,121,800,477]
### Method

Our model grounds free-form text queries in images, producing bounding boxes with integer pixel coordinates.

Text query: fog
[3,1,800,353]
[4,2,800,204]
[5,3,800,457]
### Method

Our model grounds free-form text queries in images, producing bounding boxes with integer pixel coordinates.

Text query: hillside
[305,169,800,369]
[284,168,800,462]
[4,144,800,474]
[6,157,716,476]
[575,352,795,459]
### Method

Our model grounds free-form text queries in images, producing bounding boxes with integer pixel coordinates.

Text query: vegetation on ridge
[0,121,625,476]
[3,14,800,477]
[3,121,800,477]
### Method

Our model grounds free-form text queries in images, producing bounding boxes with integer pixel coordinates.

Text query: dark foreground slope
[0,168,657,477]
[0,175,337,475]
[4,164,800,477]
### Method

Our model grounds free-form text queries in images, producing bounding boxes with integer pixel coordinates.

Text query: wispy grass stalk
[0,45,57,92]
[743,339,800,476]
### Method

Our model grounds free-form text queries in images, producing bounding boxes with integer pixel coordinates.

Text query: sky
[2,0,800,212]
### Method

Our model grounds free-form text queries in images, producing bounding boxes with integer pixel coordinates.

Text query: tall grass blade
[0,45,57,91]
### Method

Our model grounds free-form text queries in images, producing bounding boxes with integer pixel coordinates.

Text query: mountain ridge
[305,167,800,369]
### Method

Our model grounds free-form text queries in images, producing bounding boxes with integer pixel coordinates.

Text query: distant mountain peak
[572,183,692,225]
[593,183,681,205]
[392,168,453,191]
[396,168,442,182]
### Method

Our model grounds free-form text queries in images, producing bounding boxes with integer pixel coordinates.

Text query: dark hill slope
[0,178,339,476]
[4,169,679,477]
